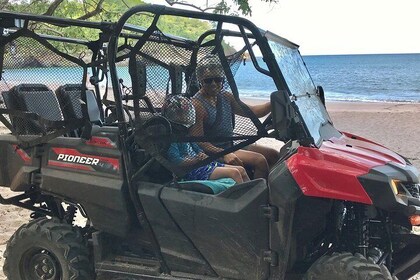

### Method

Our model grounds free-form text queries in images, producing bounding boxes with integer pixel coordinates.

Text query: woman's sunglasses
[203,77,224,84]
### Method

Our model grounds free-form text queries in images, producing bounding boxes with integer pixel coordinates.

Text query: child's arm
[167,143,183,164]
[167,143,205,166]
[191,142,209,160]
[183,152,207,165]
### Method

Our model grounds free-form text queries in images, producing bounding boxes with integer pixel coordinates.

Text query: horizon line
[301,52,420,56]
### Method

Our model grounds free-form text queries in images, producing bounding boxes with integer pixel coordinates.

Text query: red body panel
[86,136,117,149]
[12,145,31,164]
[287,132,406,204]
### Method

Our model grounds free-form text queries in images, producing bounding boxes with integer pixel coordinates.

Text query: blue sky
[146,0,420,55]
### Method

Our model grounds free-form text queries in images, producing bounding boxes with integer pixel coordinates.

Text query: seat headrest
[12,84,63,121]
[129,60,146,98]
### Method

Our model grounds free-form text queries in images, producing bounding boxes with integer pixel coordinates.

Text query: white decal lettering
[56,153,104,167]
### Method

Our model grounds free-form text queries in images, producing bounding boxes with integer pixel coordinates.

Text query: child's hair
[162,95,196,128]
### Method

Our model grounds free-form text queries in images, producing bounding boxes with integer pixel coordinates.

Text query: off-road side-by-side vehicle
[0,5,419,280]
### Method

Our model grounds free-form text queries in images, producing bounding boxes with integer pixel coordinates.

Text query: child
[163,95,249,184]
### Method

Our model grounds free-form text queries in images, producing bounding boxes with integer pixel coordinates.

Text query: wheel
[3,217,93,280]
[304,252,396,280]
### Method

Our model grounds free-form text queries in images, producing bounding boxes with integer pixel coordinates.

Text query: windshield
[265,32,332,145]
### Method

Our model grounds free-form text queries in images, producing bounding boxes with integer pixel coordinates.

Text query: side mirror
[270,90,294,141]
[317,85,326,107]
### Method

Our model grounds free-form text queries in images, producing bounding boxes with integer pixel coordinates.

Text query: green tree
[0,0,214,54]
[1,0,132,21]
[163,0,279,16]
[0,0,278,19]
[0,0,212,40]
[0,0,256,54]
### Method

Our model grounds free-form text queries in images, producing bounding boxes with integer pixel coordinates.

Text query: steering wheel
[134,116,172,155]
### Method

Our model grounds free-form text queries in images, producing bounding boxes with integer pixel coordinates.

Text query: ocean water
[305,53,420,102]
[2,54,419,103]
[235,53,420,103]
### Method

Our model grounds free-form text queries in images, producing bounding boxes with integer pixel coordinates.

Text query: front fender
[286,146,372,204]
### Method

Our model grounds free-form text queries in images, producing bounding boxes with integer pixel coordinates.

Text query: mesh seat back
[18,86,63,121]
[56,84,102,124]
[1,91,16,110]
[0,91,15,131]
[10,84,63,134]
[129,60,146,98]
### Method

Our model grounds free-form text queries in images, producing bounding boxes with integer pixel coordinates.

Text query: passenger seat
[56,84,102,125]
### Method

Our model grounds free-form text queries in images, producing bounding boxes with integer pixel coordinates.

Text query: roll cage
[107,5,334,150]
[0,4,334,185]
[0,4,326,150]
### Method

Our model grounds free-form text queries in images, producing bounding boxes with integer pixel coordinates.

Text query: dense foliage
[1,0,213,41]
[1,0,238,56]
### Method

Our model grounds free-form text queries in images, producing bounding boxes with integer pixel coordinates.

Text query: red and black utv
[0,5,419,280]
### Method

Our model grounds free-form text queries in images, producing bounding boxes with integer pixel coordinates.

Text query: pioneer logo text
[57,154,100,165]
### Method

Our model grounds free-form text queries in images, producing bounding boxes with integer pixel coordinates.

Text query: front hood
[286,132,414,204]
[321,132,407,170]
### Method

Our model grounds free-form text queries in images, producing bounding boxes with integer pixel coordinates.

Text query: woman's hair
[196,54,225,81]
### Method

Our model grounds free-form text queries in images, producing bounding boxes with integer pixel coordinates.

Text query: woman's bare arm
[228,93,271,118]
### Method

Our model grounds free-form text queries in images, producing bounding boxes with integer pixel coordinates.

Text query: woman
[191,55,279,179]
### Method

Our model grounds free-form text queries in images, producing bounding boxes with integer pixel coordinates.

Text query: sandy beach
[0,100,419,279]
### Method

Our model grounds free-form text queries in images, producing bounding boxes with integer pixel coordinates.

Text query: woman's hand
[223,153,243,166]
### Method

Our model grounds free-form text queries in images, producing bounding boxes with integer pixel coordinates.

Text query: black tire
[304,252,395,280]
[3,217,93,280]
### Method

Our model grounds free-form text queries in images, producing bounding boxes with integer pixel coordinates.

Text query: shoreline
[242,97,420,112]
[242,96,420,104]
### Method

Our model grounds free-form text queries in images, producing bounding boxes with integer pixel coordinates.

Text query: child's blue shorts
[184,161,225,180]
